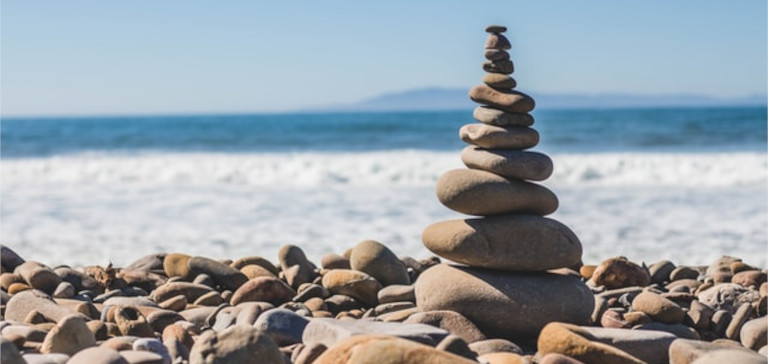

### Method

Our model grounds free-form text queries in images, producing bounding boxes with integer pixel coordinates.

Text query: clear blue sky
[2,1,766,116]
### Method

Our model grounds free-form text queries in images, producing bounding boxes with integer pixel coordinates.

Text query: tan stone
[436,169,557,216]
[473,106,533,126]
[461,146,552,181]
[422,215,581,271]
[469,85,534,113]
[590,257,650,289]
[314,335,476,364]
[537,323,644,364]
[459,124,538,149]
[321,269,381,306]
[482,73,516,88]
[415,264,593,339]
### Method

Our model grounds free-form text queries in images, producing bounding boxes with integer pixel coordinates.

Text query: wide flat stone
[436,169,558,216]
[537,323,645,364]
[313,335,476,364]
[469,85,534,113]
[415,264,593,340]
[459,124,538,149]
[422,215,582,271]
[580,326,676,364]
[461,146,553,181]
[473,106,533,126]
[302,318,449,348]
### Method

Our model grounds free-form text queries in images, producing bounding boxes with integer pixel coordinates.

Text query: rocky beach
[1,24,766,364]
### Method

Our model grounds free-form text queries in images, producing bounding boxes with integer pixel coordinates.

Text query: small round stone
[485,25,507,33]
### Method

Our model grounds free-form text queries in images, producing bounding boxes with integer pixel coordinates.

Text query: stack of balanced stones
[414,25,595,341]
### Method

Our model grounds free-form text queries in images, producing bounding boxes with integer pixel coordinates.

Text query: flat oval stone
[590,257,651,289]
[461,146,553,181]
[15,262,62,295]
[435,169,558,216]
[415,264,593,339]
[187,256,247,291]
[422,215,581,271]
[473,106,533,126]
[459,124,538,149]
[537,323,645,364]
[484,49,510,61]
[631,291,685,324]
[403,310,486,343]
[230,276,296,306]
[321,270,381,306]
[469,84,534,113]
[349,240,410,287]
[68,347,129,364]
[314,335,474,364]
[485,34,511,50]
[482,60,514,74]
[153,282,213,303]
[189,325,283,364]
[482,73,516,89]
[485,25,507,33]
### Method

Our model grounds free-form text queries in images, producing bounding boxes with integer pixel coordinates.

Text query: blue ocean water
[1,106,766,267]
[2,106,766,157]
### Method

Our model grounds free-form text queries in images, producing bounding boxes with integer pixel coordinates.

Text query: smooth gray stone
[253,308,309,346]
[302,317,449,348]
[581,326,676,364]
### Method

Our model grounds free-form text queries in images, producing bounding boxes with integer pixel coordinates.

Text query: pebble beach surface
[1,244,766,364]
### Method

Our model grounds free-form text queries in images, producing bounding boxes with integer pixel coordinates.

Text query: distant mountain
[315,88,767,112]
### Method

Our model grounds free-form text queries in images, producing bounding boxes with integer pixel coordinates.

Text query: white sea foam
[2,150,766,187]
[1,150,766,267]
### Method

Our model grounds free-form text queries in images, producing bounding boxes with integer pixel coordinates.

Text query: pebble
[631,291,685,323]
[229,276,296,306]
[740,317,768,350]
[113,306,155,338]
[349,239,410,286]
[590,257,651,289]
[473,106,534,126]
[320,254,350,270]
[459,124,538,149]
[484,49,510,61]
[705,256,742,277]
[725,303,753,340]
[697,283,760,313]
[254,308,310,346]
[119,350,165,364]
[22,353,70,364]
[685,300,714,330]
[230,256,279,275]
[485,25,507,33]
[485,34,511,50]
[689,349,768,364]
[461,146,553,181]
[415,264,593,339]
[539,353,586,364]
[404,310,486,343]
[67,347,129,364]
[649,260,676,284]
[278,245,318,290]
[15,262,62,295]
[1,246,26,272]
[321,269,382,306]
[53,282,75,299]
[302,317,448,348]
[162,253,191,278]
[377,284,415,304]
[467,338,523,355]
[732,270,767,288]
[5,289,87,323]
[478,352,525,364]
[187,256,247,291]
[189,325,283,364]
[469,85,535,113]
[537,323,644,364]
[482,73,517,88]
[40,315,96,356]
[483,60,514,74]
[422,216,581,271]
[436,334,476,360]
[314,335,475,364]
[668,338,754,364]
[670,266,701,281]
[581,326,676,363]
[152,282,213,303]
[435,169,558,216]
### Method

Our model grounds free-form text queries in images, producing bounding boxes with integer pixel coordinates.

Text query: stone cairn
[414,25,595,341]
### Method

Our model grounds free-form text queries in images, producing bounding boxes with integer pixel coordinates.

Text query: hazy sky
[2,1,766,116]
